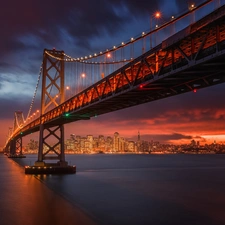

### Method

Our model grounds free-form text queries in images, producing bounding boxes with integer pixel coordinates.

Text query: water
[1,153,225,225]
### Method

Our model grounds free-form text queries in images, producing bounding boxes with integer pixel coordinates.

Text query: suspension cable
[26,63,42,121]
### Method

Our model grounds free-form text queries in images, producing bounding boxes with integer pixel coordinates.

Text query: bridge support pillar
[25,49,75,174]
[27,123,75,174]
[9,139,16,156]
[35,124,67,165]
[7,137,26,158]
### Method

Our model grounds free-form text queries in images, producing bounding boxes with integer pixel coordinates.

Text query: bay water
[1,153,225,225]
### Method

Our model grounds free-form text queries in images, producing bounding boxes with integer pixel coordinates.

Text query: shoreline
[5,156,99,225]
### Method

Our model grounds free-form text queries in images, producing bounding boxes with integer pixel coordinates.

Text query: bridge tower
[3,127,13,154]
[35,49,68,167]
[8,111,25,157]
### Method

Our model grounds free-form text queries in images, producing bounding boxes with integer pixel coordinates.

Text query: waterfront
[1,153,225,225]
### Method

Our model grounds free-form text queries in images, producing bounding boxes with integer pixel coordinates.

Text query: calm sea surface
[1,153,225,225]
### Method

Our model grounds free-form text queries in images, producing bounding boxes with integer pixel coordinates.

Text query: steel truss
[8,111,24,155]
[15,137,22,155]
[36,49,67,165]
[37,5,225,125]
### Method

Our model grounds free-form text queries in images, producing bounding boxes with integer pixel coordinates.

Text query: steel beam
[36,49,67,166]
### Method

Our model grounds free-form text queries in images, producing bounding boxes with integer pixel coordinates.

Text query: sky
[1,0,225,148]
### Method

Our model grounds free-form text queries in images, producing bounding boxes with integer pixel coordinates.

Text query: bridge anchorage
[24,49,76,174]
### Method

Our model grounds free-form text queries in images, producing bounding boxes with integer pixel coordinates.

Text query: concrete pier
[25,162,76,174]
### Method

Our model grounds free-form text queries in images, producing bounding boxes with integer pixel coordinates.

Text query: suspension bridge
[3,0,225,174]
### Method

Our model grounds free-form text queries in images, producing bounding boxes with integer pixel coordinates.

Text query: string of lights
[25,64,42,122]
[45,0,212,64]
[45,51,133,64]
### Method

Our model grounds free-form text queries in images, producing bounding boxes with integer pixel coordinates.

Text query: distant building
[113,132,120,152]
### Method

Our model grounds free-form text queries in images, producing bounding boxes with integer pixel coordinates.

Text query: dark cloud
[3,0,191,60]
[0,62,12,73]
[128,133,208,144]
[0,0,209,58]
[137,133,193,142]
[0,97,29,119]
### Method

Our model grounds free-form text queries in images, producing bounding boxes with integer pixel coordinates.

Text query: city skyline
[1,0,225,148]
[24,130,225,155]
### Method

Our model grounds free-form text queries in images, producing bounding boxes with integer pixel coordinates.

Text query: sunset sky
[1,0,225,149]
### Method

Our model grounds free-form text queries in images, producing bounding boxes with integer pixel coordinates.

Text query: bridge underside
[70,56,225,116]
[48,53,225,126]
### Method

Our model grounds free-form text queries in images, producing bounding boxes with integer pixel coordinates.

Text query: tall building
[119,137,125,152]
[137,131,141,152]
[127,141,135,152]
[105,136,113,152]
[87,135,93,151]
[113,132,120,152]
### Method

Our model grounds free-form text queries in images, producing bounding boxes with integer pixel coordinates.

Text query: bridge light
[65,113,70,117]
[193,89,197,93]
[189,4,195,10]
[155,12,161,18]
[140,84,143,89]
[20,132,23,135]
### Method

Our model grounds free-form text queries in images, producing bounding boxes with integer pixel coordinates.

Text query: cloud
[138,133,194,142]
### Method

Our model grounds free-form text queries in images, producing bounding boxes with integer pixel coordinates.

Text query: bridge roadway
[12,4,225,141]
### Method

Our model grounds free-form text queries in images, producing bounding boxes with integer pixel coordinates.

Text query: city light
[20,132,224,154]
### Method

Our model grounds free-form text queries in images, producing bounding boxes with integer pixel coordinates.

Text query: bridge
[4,0,225,174]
